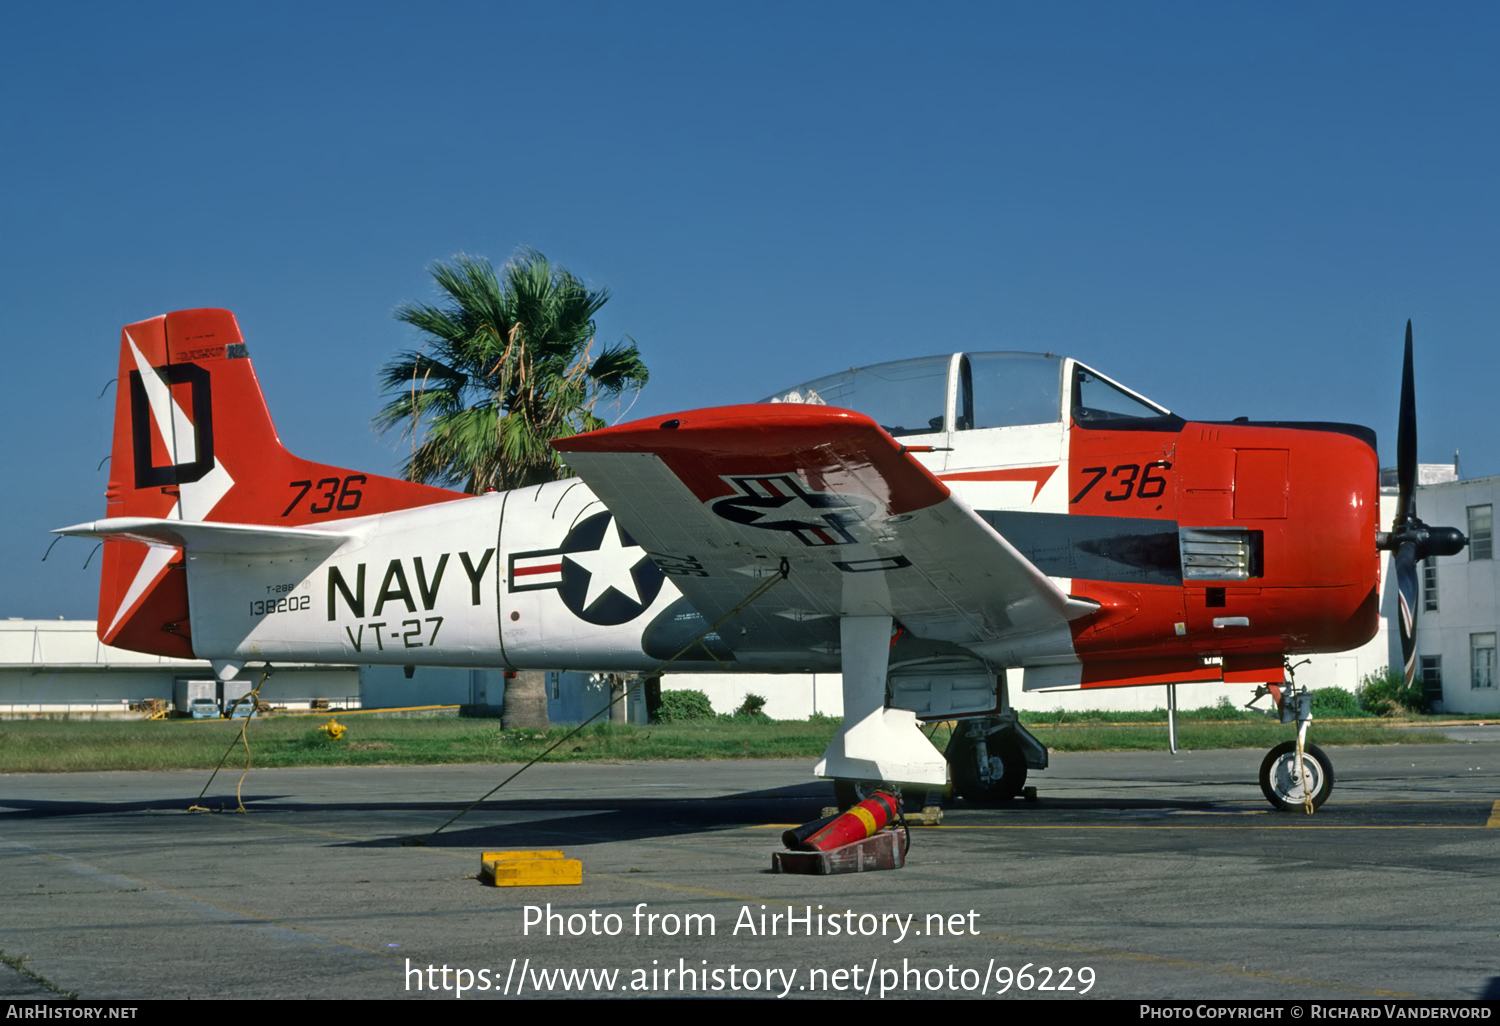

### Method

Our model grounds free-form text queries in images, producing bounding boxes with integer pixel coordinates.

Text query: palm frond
[586,337,650,396]
[375,248,647,493]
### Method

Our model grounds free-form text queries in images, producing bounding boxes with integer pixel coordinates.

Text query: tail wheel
[947,723,1027,803]
[1259,741,1334,811]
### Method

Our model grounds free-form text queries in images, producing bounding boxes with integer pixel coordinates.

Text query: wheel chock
[479,850,582,887]
[481,850,564,863]
[773,828,906,875]
[904,805,944,825]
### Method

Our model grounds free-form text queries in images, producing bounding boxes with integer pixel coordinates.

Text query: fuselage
[181,351,1380,689]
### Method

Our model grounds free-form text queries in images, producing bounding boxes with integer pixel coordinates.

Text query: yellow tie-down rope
[188,666,274,814]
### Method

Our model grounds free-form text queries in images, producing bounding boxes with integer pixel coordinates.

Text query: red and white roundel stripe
[509,552,564,590]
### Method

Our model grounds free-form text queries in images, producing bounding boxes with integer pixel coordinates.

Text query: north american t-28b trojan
[58,310,1465,811]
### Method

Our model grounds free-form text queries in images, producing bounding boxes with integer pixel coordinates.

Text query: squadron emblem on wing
[710,475,879,547]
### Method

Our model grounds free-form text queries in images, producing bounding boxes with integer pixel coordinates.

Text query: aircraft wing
[555,404,1097,669]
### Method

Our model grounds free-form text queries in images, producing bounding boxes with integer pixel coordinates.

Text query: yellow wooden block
[481,850,564,863]
[482,858,583,887]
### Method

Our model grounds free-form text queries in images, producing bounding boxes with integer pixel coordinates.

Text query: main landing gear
[1254,683,1334,812]
[828,664,1049,809]
[946,718,1029,803]
[831,717,1047,811]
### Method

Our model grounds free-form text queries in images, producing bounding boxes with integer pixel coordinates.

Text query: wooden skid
[772,828,906,875]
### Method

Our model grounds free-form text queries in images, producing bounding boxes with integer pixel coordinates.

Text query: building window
[1420,655,1443,705]
[1468,505,1493,560]
[1472,634,1496,689]
[1423,562,1438,612]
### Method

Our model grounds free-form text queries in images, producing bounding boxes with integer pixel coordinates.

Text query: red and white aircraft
[57,309,1464,811]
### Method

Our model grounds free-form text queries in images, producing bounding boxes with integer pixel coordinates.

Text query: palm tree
[375,249,649,493]
[376,250,649,728]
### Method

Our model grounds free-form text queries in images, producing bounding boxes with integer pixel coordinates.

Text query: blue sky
[5,2,1499,618]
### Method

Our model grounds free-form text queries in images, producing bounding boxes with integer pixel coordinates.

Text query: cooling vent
[1179,527,1263,580]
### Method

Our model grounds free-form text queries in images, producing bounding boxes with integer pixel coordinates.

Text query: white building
[0,619,358,715]
[1404,471,1500,713]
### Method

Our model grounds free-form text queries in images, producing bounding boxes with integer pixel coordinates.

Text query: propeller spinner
[1374,321,1468,684]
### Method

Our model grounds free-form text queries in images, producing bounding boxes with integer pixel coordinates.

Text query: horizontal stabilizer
[54,517,350,556]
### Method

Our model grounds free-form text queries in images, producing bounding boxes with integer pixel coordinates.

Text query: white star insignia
[564,518,647,610]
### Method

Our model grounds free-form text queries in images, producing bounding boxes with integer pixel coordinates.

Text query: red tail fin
[99,308,462,655]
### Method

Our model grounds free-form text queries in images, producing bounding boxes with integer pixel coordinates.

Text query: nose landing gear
[1254,682,1335,812]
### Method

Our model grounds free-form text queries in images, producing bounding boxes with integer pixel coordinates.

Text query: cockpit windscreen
[1072,365,1171,422]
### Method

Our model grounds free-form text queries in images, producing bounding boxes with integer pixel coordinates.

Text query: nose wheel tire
[1259,740,1334,811]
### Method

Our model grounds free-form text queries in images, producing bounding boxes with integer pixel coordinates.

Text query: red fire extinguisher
[794,792,902,852]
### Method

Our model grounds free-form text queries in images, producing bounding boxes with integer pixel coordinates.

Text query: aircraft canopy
[763,352,1170,437]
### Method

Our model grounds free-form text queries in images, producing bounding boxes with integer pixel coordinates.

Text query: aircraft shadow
[0,787,1267,836]
[0,781,833,825]
[334,792,1282,852]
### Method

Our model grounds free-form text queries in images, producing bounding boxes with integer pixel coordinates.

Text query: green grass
[1018,706,1278,725]
[1023,721,1450,752]
[0,715,843,773]
[0,950,77,999]
[1016,702,1367,725]
[922,718,1450,753]
[1015,700,1455,750]
[0,707,1455,774]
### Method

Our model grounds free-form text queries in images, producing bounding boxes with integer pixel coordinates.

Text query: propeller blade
[1396,320,1417,527]
[1394,541,1420,686]
[1382,320,1466,687]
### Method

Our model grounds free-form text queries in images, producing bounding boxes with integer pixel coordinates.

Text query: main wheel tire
[1259,741,1334,811]
[833,778,866,812]
[947,723,1027,803]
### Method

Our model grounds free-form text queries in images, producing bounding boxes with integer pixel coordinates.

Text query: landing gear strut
[1255,682,1334,812]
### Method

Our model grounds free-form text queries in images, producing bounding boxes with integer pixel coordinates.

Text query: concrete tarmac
[1,742,1497,1001]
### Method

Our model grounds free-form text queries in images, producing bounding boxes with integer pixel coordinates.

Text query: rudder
[98,308,463,655]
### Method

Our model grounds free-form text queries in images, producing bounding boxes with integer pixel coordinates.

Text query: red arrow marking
[937,465,1058,502]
